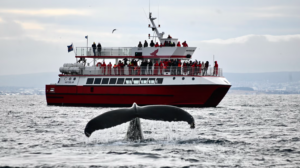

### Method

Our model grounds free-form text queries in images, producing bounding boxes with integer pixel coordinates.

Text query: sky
[0,0,300,75]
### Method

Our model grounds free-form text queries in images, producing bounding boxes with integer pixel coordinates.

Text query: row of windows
[86,78,164,85]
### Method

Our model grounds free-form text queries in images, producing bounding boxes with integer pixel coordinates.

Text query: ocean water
[0,94,300,167]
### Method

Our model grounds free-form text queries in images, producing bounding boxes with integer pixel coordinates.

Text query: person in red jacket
[182,41,188,47]
[191,61,196,75]
[101,61,106,75]
[107,62,112,75]
[183,62,187,74]
[113,64,117,75]
[198,61,202,75]
[213,61,218,76]
[159,61,163,75]
[177,59,182,75]
[177,41,181,47]
[154,61,159,75]
[154,42,159,47]
[117,61,122,75]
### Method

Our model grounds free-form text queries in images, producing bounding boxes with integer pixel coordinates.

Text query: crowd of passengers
[94,58,219,76]
[138,35,188,48]
[88,35,187,57]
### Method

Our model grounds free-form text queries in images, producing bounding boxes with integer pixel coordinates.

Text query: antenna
[149,0,150,14]
[142,8,150,24]
[158,2,159,25]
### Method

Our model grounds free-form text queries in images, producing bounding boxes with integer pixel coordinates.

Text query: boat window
[133,78,140,84]
[109,78,117,84]
[102,78,109,84]
[148,78,155,84]
[86,78,94,84]
[156,78,163,84]
[117,78,124,84]
[94,78,102,84]
[140,78,148,84]
[125,78,132,84]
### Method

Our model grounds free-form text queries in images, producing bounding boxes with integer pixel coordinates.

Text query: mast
[149,13,164,42]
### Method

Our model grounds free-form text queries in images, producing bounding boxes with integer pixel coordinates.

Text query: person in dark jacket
[144,40,148,47]
[141,60,147,75]
[92,42,96,56]
[123,58,128,66]
[204,61,209,76]
[164,41,168,46]
[148,60,153,74]
[138,41,142,48]
[150,40,155,47]
[97,43,102,56]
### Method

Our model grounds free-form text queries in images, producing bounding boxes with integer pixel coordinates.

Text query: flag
[67,44,73,52]
[85,36,88,39]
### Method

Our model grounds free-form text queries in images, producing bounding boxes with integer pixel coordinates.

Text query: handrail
[60,66,223,77]
[76,47,133,56]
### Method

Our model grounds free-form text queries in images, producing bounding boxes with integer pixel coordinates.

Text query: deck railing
[76,47,132,56]
[60,65,223,77]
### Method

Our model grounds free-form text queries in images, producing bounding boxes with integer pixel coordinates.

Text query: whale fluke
[84,103,195,140]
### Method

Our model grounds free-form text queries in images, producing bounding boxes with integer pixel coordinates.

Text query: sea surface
[0,94,300,167]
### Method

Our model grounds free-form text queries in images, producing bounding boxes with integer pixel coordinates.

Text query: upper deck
[75,46,196,59]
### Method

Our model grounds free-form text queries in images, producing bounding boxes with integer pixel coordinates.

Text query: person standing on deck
[148,60,153,75]
[92,42,96,56]
[159,61,164,75]
[97,43,102,56]
[198,61,202,75]
[101,61,106,75]
[120,61,125,75]
[204,61,209,76]
[138,41,142,48]
[150,40,155,47]
[117,60,122,75]
[182,41,188,47]
[177,60,182,75]
[154,61,159,75]
[113,64,117,75]
[213,61,218,76]
[107,62,112,75]
[194,60,198,75]
[144,40,148,47]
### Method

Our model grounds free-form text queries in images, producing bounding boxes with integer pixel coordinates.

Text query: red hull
[45,85,230,107]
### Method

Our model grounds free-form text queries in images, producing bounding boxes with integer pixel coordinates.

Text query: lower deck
[46,83,231,107]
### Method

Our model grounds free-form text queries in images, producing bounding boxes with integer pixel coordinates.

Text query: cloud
[192,34,300,73]
[0,1,299,75]
[201,34,300,44]
[14,20,44,30]
[0,9,91,16]
[0,20,24,39]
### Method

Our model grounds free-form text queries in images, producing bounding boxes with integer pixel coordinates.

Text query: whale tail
[84,103,195,138]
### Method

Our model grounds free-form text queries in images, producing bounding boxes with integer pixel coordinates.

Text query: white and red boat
[45,13,231,107]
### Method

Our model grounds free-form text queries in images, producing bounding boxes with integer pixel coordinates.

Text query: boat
[45,13,231,107]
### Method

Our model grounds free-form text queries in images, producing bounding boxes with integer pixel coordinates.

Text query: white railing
[76,47,132,56]
[60,65,223,77]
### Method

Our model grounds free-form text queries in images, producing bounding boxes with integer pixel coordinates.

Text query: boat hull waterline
[46,84,230,107]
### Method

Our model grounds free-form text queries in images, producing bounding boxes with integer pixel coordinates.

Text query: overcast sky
[0,0,300,75]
